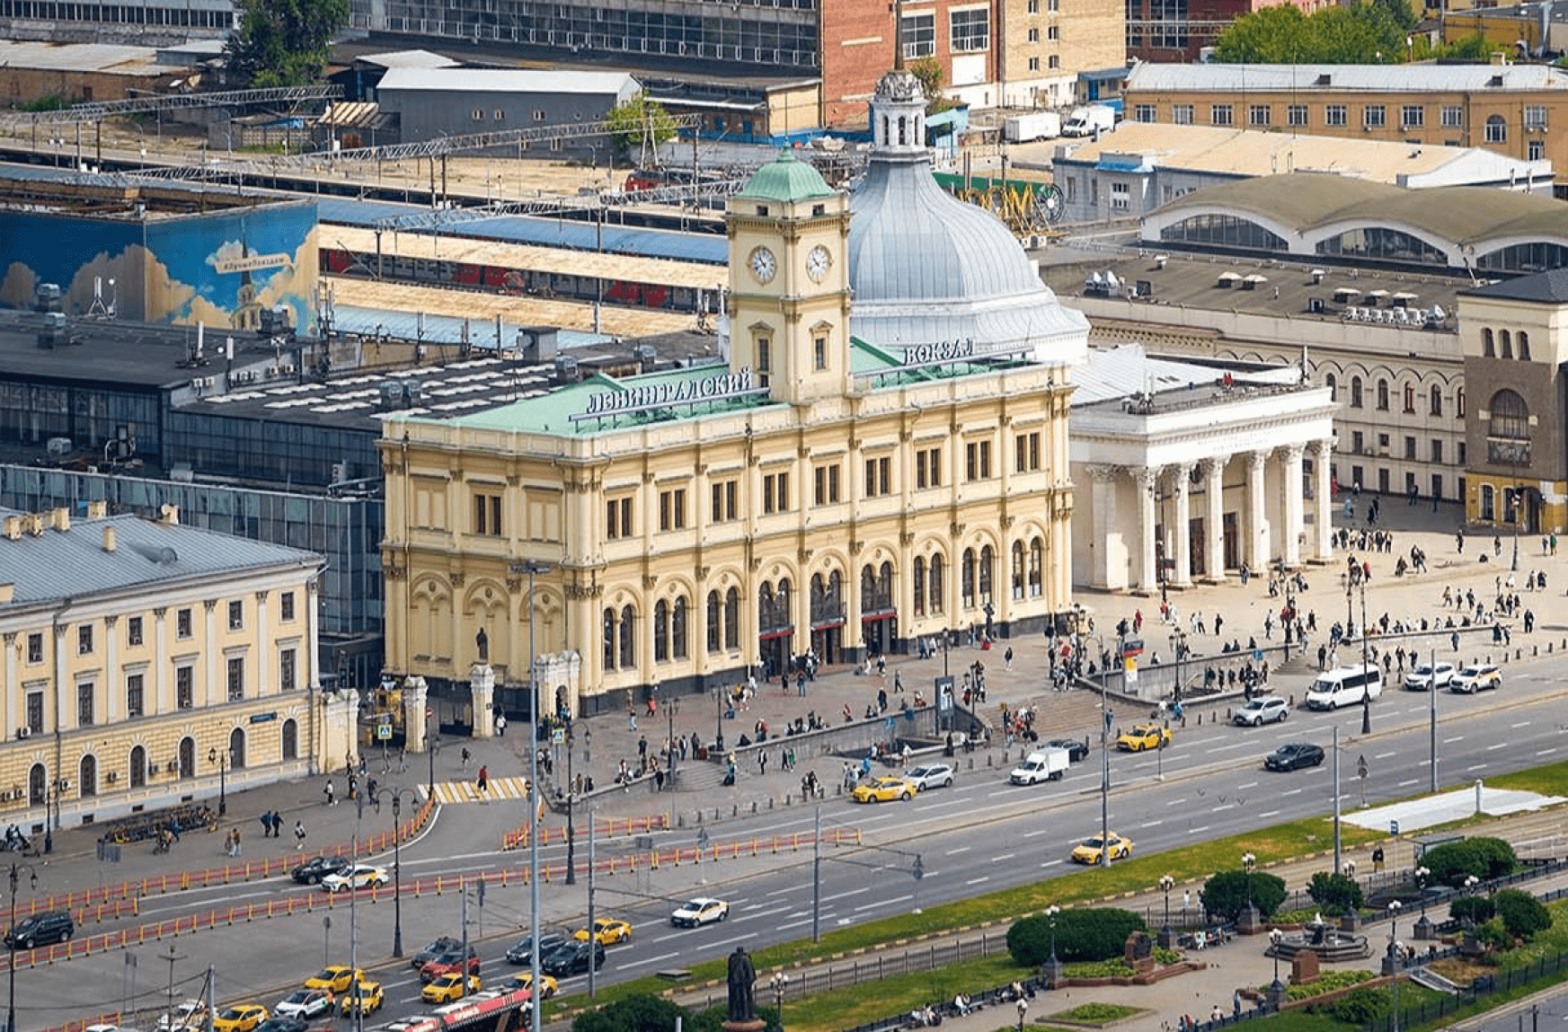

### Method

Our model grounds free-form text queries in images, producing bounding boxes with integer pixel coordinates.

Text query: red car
[418,948,480,983]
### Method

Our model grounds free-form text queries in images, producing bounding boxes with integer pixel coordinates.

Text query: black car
[256,1018,309,1032]
[5,910,74,949]
[506,932,569,965]
[1046,739,1090,763]
[289,856,350,885]
[411,935,464,970]
[540,940,605,978]
[1265,743,1325,772]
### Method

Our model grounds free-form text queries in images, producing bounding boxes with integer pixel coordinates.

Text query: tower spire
[893,0,904,71]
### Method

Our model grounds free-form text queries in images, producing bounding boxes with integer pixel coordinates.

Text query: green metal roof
[736,150,835,204]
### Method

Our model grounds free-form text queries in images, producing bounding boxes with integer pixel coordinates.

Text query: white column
[1086,465,1122,590]
[3,634,17,741]
[1314,439,1334,561]
[1204,457,1227,582]
[1246,451,1270,571]
[306,581,321,689]
[1173,463,1194,587]
[104,615,120,725]
[254,592,270,696]
[1281,445,1305,569]
[1135,466,1162,593]
[153,608,170,713]
[204,599,220,706]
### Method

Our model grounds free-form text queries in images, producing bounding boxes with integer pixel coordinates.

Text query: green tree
[1494,889,1552,941]
[1212,5,1309,63]
[1200,869,1287,922]
[604,91,679,164]
[907,57,956,115]
[1007,908,1146,965]
[1422,837,1518,886]
[1214,0,1413,63]
[1306,872,1364,917]
[225,0,349,88]
[570,994,687,1032]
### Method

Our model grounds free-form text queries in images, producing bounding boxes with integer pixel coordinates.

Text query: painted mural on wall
[0,201,319,334]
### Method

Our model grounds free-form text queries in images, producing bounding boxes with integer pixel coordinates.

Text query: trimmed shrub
[571,994,689,1032]
[1307,872,1364,916]
[1420,837,1517,886]
[1494,889,1552,940]
[1332,986,1390,1024]
[1007,907,1146,965]
[1201,869,1288,921]
[1476,918,1512,950]
[1448,895,1494,926]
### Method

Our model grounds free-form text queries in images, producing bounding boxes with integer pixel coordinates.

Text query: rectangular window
[900,11,936,58]
[26,692,43,734]
[533,108,546,122]
[227,657,244,702]
[710,480,738,522]
[756,338,771,378]
[77,625,93,655]
[1363,105,1386,129]
[1430,439,1443,464]
[1015,432,1042,472]
[1525,105,1547,130]
[658,488,687,531]
[1352,431,1365,454]
[1172,104,1194,125]
[1028,0,1039,10]
[950,7,989,52]
[280,591,296,622]
[1441,105,1463,128]
[1288,104,1308,127]
[965,441,993,481]
[1529,139,1546,161]
[1047,24,1059,40]
[77,682,94,727]
[127,616,143,647]
[1048,55,1059,69]
[1110,182,1130,210]
[280,648,297,691]
[1325,105,1347,127]
[1458,441,1467,465]
[1401,105,1423,129]
[126,673,144,719]
[813,336,827,371]
[228,600,243,631]
[1028,57,1040,72]
[1404,435,1417,460]
[177,666,194,710]
[1027,26,1039,41]
[606,497,633,539]
[763,472,790,514]
[1134,104,1156,123]
[1210,104,1233,126]
[864,456,891,498]
[177,608,192,639]
[472,492,502,536]
[26,633,42,664]
[1248,104,1270,127]
[813,464,841,505]
[916,447,942,489]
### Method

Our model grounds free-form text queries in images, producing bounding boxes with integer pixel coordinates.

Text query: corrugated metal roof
[332,305,615,350]
[1070,344,1301,406]
[1126,61,1568,94]
[377,67,637,95]
[0,39,165,75]
[358,49,460,70]
[0,511,322,607]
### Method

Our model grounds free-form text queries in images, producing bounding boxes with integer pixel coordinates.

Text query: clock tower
[725,151,853,406]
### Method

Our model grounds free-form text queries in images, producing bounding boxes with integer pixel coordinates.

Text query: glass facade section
[0,381,160,459]
[1476,242,1568,275]
[1316,227,1447,266]
[1159,214,1285,250]
[162,412,381,488]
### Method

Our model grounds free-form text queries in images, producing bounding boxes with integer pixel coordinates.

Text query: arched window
[1501,329,1513,359]
[706,591,721,654]
[1011,541,1026,599]
[1519,331,1531,360]
[960,548,976,609]
[179,737,195,779]
[912,558,926,616]
[724,588,740,650]
[671,597,688,660]
[618,604,635,668]
[1480,484,1496,521]
[777,579,791,631]
[1376,379,1389,410]
[228,727,246,770]
[898,115,907,145]
[1490,389,1529,440]
[282,719,298,761]
[1430,385,1442,416]
[1483,328,1495,357]
[1402,383,1415,414]
[28,764,45,807]
[603,607,617,668]
[1351,377,1363,408]
[1485,114,1506,143]
[757,583,774,633]
[1029,538,1044,597]
[928,554,944,614]
[129,744,147,788]
[79,754,97,798]
[1325,373,1337,401]
[654,600,670,662]
[1457,387,1466,417]
[979,545,995,606]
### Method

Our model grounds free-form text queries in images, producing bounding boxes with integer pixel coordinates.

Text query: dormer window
[755,205,769,216]
[812,204,825,216]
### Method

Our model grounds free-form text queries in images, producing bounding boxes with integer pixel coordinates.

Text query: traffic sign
[551,728,565,744]
[376,723,393,741]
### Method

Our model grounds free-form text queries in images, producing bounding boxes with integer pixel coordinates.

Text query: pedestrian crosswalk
[431,776,533,804]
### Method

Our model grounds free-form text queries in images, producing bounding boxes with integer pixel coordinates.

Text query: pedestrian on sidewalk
[1004,646,1013,671]
[477,764,489,793]
[233,828,242,857]
[461,746,472,768]
[324,779,336,806]
[628,709,638,733]
[259,811,272,839]
[294,820,306,850]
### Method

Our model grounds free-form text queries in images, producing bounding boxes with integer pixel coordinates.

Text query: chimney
[1,516,19,541]
[0,584,12,604]
[51,507,70,533]
[87,500,108,519]
[160,504,180,525]
[103,525,117,553]
[24,514,43,537]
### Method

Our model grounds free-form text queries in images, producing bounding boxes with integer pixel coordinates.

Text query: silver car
[902,763,955,790]
[1233,696,1289,726]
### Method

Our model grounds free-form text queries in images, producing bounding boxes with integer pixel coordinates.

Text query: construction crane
[0,85,344,128]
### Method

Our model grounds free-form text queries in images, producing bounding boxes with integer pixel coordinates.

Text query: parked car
[901,764,954,790]
[4,910,74,949]
[411,936,465,970]
[1265,743,1325,772]
[1071,833,1133,864]
[541,940,606,978]
[1404,662,1456,690]
[1045,739,1089,762]
[419,948,480,983]
[274,989,333,1020]
[289,856,350,886]
[1115,724,1171,752]
[506,932,569,964]
[1233,696,1289,726]
[1450,664,1502,694]
[670,897,729,928]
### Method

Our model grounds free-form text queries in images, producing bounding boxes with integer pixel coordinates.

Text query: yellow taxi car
[851,775,917,804]
[1070,832,1134,865]
[502,973,558,1000]
[421,973,481,1005]
[339,980,384,1017]
[211,1005,268,1032]
[573,918,633,945]
[304,966,364,994]
[1115,724,1172,752]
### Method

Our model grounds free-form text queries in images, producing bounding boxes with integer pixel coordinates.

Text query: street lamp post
[386,787,419,957]
[1267,928,1286,1012]
[770,973,788,1032]
[565,725,577,886]
[1242,851,1259,929]
[425,730,438,798]
[1168,628,1186,702]
[1047,905,1060,963]
[1158,874,1176,948]
[207,747,228,816]
[509,559,551,1032]
[1099,645,1113,870]
[6,862,39,1032]
[1387,900,1404,1032]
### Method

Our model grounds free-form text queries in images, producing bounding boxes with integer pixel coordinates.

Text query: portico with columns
[1069,346,1337,594]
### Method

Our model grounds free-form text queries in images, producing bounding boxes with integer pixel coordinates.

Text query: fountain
[1265,914,1372,963]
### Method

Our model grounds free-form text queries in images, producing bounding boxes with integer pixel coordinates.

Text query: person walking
[232,828,242,857]
[294,820,306,850]
[1004,646,1014,671]
[476,764,489,793]
[324,779,336,806]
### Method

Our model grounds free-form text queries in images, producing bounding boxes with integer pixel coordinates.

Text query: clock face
[806,245,832,283]
[748,246,778,284]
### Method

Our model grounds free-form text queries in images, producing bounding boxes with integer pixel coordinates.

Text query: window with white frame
[1288,104,1308,126]
[1248,104,1270,126]
[1110,182,1130,210]
[1401,105,1423,129]
[1525,105,1547,130]
[901,12,936,59]
[1134,104,1156,123]
[1210,104,1233,126]
[1172,104,1194,125]
[1441,105,1463,128]
[950,7,989,51]
[1485,115,1507,143]
[1363,105,1386,129]
[1325,104,1347,127]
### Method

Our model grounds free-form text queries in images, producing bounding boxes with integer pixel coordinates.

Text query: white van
[1305,664,1383,710]
[1009,747,1070,785]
